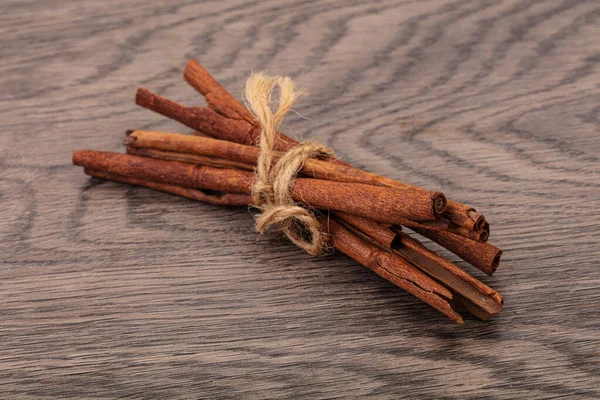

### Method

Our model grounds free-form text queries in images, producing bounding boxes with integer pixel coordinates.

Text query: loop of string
[244,73,335,256]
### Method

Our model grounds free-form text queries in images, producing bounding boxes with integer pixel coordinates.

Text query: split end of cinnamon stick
[479,221,490,243]
[469,210,486,231]
[432,192,447,216]
[123,135,136,146]
[490,249,502,275]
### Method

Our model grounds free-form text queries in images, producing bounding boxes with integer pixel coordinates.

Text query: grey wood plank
[0,0,598,398]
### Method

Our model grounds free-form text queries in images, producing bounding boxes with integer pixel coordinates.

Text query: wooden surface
[1,0,599,398]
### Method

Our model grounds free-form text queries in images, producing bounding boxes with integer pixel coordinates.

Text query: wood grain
[1,0,599,398]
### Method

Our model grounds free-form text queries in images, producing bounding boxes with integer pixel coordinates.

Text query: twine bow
[244,73,334,256]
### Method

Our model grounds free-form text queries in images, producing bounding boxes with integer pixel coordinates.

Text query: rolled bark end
[479,229,489,243]
[491,250,502,275]
[470,211,486,231]
[432,192,447,215]
[479,221,490,243]
[122,136,136,146]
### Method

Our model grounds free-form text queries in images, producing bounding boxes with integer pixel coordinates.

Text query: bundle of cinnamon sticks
[72,59,504,324]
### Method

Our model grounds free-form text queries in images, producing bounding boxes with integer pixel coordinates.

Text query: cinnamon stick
[73,150,443,223]
[390,232,502,316]
[136,87,254,145]
[125,130,447,216]
[479,221,490,243]
[183,59,256,123]
[126,146,255,171]
[84,168,252,206]
[412,227,502,276]
[445,222,487,243]
[443,202,485,231]
[333,212,397,249]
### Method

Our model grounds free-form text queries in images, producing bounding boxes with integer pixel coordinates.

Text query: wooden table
[1,1,599,398]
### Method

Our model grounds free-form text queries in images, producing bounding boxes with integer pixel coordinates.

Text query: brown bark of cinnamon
[333,212,397,249]
[183,59,256,123]
[443,202,485,231]
[136,88,254,145]
[391,232,502,316]
[336,213,503,318]
[73,150,442,223]
[479,221,490,243]
[126,146,256,171]
[412,227,502,276]
[445,222,488,242]
[125,130,447,216]
[84,168,252,206]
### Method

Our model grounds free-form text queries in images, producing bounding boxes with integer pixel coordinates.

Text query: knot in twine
[245,73,335,256]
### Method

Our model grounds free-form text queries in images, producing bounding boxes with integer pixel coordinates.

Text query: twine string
[244,73,334,256]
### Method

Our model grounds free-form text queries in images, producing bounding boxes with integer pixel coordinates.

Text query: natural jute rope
[244,73,335,256]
